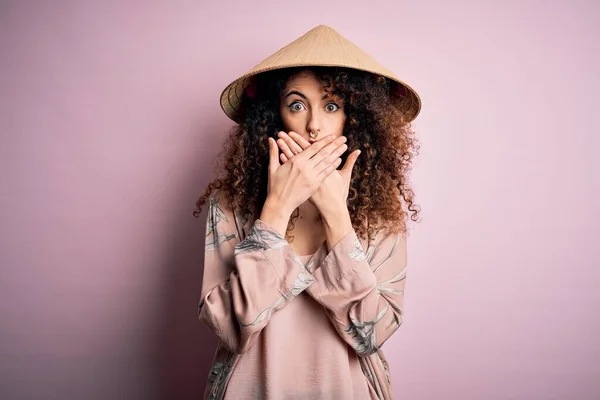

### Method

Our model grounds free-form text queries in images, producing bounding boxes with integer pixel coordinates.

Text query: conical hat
[219,25,422,124]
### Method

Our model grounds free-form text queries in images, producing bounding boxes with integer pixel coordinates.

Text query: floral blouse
[198,192,409,399]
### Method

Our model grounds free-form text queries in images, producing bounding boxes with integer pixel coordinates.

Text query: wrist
[259,198,292,237]
[321,207,353,250]
[320,203,350,223]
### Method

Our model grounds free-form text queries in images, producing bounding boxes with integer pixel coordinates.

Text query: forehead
[284,70,324,91]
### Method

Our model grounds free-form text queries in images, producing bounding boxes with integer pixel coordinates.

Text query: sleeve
[198,194,315,354]
[305,227,408,356]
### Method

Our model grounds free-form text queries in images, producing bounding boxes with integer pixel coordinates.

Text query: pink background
[1,1,598,399]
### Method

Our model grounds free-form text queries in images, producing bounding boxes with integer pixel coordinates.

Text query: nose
[306,111,322,142]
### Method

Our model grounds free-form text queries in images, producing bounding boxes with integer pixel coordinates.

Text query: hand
[262,133,347,222]
[276,131,361,217]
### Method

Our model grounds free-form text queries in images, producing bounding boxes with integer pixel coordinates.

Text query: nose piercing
[309,129,320,139]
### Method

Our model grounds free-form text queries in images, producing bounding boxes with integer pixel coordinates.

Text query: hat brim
[220,63,421,124]
[219,25,422,124]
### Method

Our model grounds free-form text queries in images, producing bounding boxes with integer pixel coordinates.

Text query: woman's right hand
[259,133,347,234]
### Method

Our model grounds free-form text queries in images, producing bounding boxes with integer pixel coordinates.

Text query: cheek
[280,112,304,131]
[328,114,346,137]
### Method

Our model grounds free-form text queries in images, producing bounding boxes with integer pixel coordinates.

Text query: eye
[288,101,305,112]
[326,102,340,112]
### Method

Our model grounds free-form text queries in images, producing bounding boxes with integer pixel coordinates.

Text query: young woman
[193,25,422,400]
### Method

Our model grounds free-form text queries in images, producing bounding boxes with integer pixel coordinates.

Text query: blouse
[198,191,409,399]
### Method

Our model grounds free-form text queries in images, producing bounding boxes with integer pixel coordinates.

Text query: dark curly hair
[193,66,420,242]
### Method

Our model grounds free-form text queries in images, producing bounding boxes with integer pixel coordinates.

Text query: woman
[193,25,422,400]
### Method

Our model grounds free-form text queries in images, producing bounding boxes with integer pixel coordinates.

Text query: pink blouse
[198,192,409,399]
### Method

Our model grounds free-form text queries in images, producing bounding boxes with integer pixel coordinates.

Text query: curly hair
[193,66,420,243]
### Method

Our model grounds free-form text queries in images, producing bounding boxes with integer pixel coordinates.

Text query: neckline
[297,241,327,261]
[297,253,315,259]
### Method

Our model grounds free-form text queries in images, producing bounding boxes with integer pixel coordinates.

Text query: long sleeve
[198,194,315,354]
[305,227,408,356]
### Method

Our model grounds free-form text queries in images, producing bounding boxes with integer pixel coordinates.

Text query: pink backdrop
[1,1,598,399]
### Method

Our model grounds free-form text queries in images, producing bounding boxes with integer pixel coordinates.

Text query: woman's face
[279,70,346,143]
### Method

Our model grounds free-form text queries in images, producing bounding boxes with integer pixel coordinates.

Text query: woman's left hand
[275,131,361,217]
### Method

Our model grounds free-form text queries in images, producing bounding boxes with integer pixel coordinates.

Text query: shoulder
[206,189,252,240]
[207,189,233,218]
[363,227,407,266]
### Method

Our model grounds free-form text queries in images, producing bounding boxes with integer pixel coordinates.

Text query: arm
[198,193,314,354]
[306,214,408,357]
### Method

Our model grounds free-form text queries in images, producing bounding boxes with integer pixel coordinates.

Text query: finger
[314,143,347,175]
[340,149,361,179]
[278,131,304,154]
[268,138,280,173]
[294,134,337,161]
[276,137,295,160]
[287,131,311,150]
[308,136,347,169]
[318,158,343,180]
[280,153,289,163]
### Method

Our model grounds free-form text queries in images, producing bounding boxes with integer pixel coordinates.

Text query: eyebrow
[284,90,330,101]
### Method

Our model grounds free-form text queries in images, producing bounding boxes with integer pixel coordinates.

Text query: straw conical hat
[219,24,421,124]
